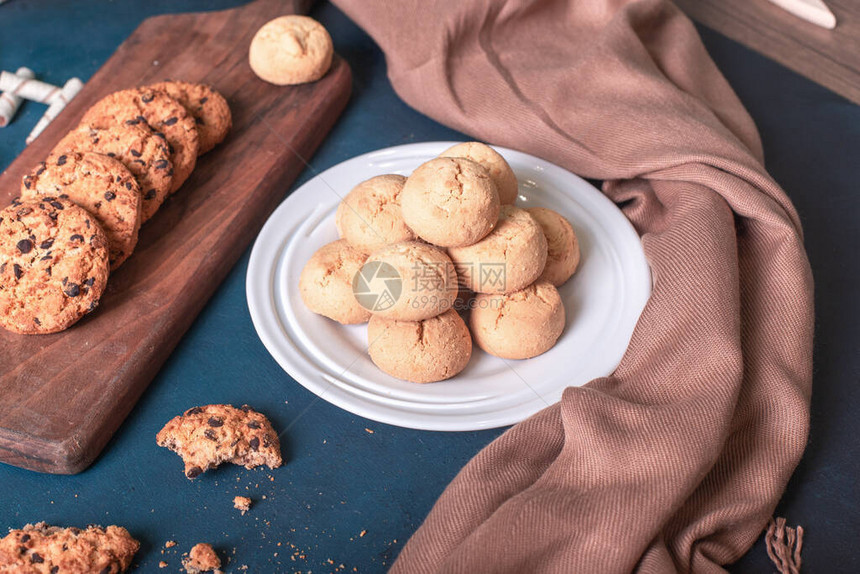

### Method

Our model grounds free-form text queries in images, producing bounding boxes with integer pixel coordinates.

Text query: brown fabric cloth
[330,0,814,571]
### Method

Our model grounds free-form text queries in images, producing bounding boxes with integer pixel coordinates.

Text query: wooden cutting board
[0,0,351,474]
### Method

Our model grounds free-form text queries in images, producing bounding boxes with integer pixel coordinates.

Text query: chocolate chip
[87,299,98,312]
[56,155,67,166]
[51,567,59,574]
[249,437,260,451]
[70,234,84,242]
[23,177,31,189]
[20,534,30,543]
[94,202,102,209]
[85,219,91,228]
[133,159,145,166]
[30,552,44,563]
[107,152,116,158]
[104,191,116,201]
[125,181,133,190]
[35,164,46,176]
[125,118,140,125]
[208,416,224,427]
[145,189,157,200]
[16,239,33,254]
[154,159,169,169]
[40,238,54,250]
[130,149,142,158]
[50,200,64,210]
[195,117,205,125]
[204,429,218,441]
[163,117,178,126]
[84,277,95,287]
[247,421,261,429]
[11,197,21,206]
[141,92,154,103]
[17,207,32,217]
[46,266,51,276]
[40,255,52,261]
[33,317,41,326]
[186,466,203,478]
[13,264,22,280]
[64,283,80,297]
[199,97,209,104]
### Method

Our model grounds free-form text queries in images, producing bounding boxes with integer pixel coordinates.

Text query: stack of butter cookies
[300,142,581,384]
[0,81,232,335]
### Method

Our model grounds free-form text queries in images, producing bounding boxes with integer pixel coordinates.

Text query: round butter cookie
[360,241,457,321]
[470,281,565,359]
[81,87,198,193]
[439,142,518,204]
[0,197,109,334]
[22,152,142,270]
[368,309,472,383]
[448,205,547,294]
[299,239,371,324]
[335,174,415,254]
[53,123,173,223]
[249,15,334,86]
[148,81,232,154]
[527,207,580,286]
[400,157,500,248]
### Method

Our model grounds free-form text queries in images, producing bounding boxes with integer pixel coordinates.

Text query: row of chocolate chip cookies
[0,81,232,334]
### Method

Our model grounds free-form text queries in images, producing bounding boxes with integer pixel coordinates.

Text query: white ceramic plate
[246,142,651,431]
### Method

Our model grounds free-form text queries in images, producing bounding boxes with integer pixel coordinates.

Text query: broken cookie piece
[156,404,282,479]
[233,496,252,514]
[182,543,221,574]
[0,522,139,573]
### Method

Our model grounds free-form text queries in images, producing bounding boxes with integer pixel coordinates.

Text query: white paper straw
[26,77,84,145]
[0,67,35,127]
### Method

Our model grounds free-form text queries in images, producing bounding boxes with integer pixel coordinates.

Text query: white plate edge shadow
[246,142,651,431]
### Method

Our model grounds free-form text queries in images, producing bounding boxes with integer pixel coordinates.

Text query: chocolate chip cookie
[0,522,139,573]
[0,197,110,334]
[81,87,199,194]
[156,404,282,479]
[148,81,231,155]
[53,123,173,222]
[21,152,142,270]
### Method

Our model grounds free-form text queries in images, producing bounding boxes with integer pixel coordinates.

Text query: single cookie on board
[0,522,139,573]
[361,241,458,321]
[0,197,110,335]
[448,205,547,294]
[335,174,415,254]
[527,207,580,286]
[470,280,565,359]
[249,15,334,85]
[368,309,472,383]
[53,124,173,223]
[299,239,371,324]
[21,152,142,270]
[439,142,519,205]
[81,87,199,193]
[182,543,221,574]
[400,157,500,247]
[148,81,232,155]
[156,404,282,479]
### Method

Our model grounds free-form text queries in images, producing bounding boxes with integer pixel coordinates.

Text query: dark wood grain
[676,0,860,105]
[0,0,351,474]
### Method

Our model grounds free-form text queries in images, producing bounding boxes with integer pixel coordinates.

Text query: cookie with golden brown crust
[22,152,142,270]
[0,197,109,335]
[53,124,173,222]
[249,15,334,86]
[156,404,282,479]
[0,522,139,573]
[148,81,232,155]
[81,87,198,193]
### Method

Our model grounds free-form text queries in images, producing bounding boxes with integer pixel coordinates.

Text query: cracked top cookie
[53,123,173,223]
[148,81,231,155]
[0,522,139,573]
[156,404,282,479]
[335,174,414,255]
[81,87,198,194]
[21,152,142,270]
[0,197,109,335]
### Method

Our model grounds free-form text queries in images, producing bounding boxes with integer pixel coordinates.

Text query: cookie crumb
[165,540,177,548]
[182,543,221,573]
[159,561,168,568]
[364,428,374,434]
[233,496,252,514]
[359,530,367,537]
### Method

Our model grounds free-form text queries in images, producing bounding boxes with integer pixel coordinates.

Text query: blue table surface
[1,2,858,572]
